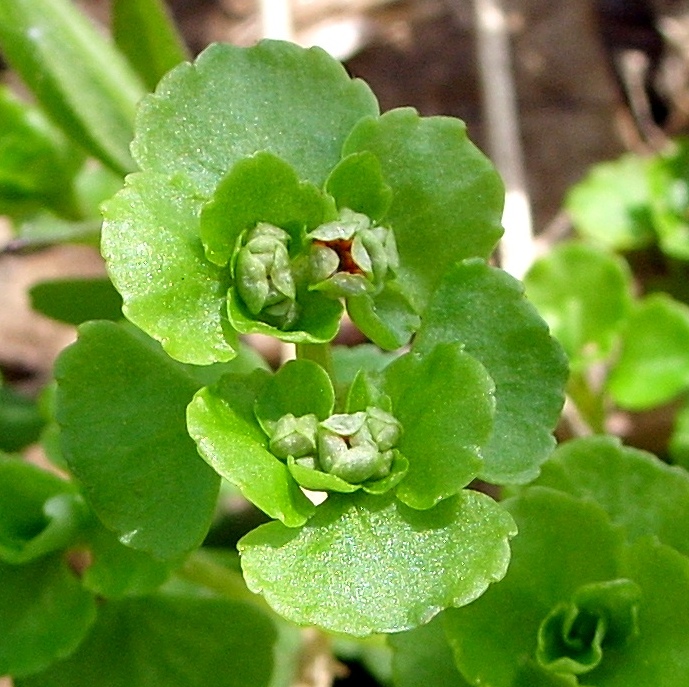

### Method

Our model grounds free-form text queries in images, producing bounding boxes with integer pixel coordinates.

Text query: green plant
[391,436,689,687]
[2,1,689,685]
[548,141,689,473]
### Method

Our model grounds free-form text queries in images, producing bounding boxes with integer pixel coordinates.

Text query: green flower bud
[266,407,403,486]
[317,426,381,483]
[315,272,374,298]
[308,243,341,284]
[309,209,370,242]
[235,249,270,314]
[350,233,373,274]
[365,406,402,451]
[293,455,318,470]
[320,412,367,436]
[307,208,399,298]
[329,443,381,483]
[235,222,299,329]
[316,430,347,474]
[369,449,395,480]
[360,225,399,283]
[269,413,318,460]
[262,298,299,330]
[316,408,401,484]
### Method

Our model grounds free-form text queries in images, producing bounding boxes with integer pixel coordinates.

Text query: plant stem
[567,371,607,434]
[296,342,334,378]
[179,549,271,612]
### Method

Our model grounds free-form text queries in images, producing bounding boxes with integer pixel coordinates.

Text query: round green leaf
[199,151,334,267]
[286,451,408,496]
[239,490,516,636]
[566,153,655,251]
[607,293,689,409]
[227,285,343,344]
[0,554,97,678]
[415,259,568,484]
[15,593,277,687]
[346,283,421,351]
[648,137,689,260]
[0,385,45,453]
[531,435,689,558]
[132,40,379,195]
[524,242,633,368]
[443,488,626,687]
[55,321,220,560]
[81,518,172,598]
[383,344,495,509]
[187,373,315,527]
[29,278,123,326]
[389,614,472,687]
[287,456,361,494]
[325,151,393,220]
[286,456,359,493]
[343,108,504,313]
[254,359,335,435]
[101,172,237,365]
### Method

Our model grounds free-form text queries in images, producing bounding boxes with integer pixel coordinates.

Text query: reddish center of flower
[316,239,364,275]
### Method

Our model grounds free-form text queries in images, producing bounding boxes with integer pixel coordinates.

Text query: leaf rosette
[186,343,496,525]
[101,40,504,364]
[440,437,689,686]
[186,347,518,635]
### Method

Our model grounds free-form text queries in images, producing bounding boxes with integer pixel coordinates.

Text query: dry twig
[468,0,535,279]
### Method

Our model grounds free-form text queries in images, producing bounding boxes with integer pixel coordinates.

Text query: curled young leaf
[444,485,689,687]
[536,579,641,675]
[0,457,86,565]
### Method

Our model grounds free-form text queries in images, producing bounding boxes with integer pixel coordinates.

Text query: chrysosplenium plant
[55,40,568,636]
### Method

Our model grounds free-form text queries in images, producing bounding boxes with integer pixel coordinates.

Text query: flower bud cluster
[235,223,299,329]
[269,406,402,484]
[308,208,399,298]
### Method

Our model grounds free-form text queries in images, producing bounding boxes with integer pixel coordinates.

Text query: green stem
[296,342,334,379]
[567,371,607,434]
[179,550,271,612]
